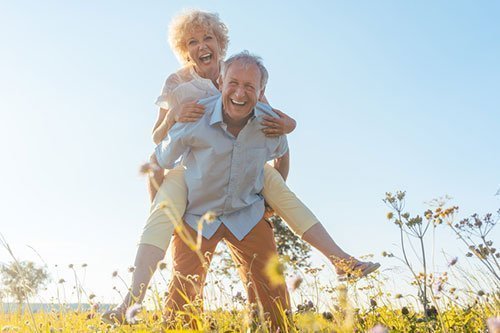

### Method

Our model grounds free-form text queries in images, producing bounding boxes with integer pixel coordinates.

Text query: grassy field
[1,192,499,332]
[0,290,498,332]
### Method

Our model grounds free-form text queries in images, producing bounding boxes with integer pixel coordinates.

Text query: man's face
[220,61,264,123]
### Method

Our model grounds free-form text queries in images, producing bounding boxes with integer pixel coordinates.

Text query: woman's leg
[262,164,378,276]
[102,166,187,324]
[147,163,166,202]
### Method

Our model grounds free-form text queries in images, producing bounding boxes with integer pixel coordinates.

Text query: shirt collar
[209,97,224,126]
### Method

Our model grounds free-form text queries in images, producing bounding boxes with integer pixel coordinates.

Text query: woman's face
[185,27,221,79]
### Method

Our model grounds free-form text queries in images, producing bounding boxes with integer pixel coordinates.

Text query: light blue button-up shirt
[155,95,288,240]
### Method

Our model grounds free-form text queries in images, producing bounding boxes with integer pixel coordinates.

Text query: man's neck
[222,111,253,137]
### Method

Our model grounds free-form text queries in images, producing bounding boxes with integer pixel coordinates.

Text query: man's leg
[225,218,290,330]
[164,222,221,328]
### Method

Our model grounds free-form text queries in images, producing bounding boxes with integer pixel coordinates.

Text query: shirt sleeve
[270,135,289,160]
[155,73,181,110]
[155,122,191,169]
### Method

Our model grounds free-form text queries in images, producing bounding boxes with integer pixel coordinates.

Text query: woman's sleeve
[154,73,181,110]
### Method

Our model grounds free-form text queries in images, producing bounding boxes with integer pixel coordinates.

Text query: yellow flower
[202,211,218,224]
[265,255,285,287]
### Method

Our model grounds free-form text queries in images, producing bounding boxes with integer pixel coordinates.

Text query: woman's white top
[155,65,220,110]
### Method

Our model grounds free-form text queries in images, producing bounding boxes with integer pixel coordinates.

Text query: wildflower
[158,262,167,270]
[448,257,458,266]
[290,275,303,291]
[233,291,245,303]
[477,290,485,297]
[401,307,409,316]
[433,281,443,294]
[82,263,87,268]
[395,293,402,299]
[202,211,217,224]
[128,266,135,273]
[68,264,74,269]
[381,251,393,258]
[139,162,160,176]
[369,324,388,333]
[265,255,285,287]
[112,271,118,278]
[425,306,438,317]
[158,200,169,210]
[58,279,65,284]
[487,317,500,333]
[386,212,393,220]
[125,304,143,324]
[89,294,96,300]
[322,311,333,321]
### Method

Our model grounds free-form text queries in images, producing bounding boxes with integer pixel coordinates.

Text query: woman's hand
[171,101,206,123]
[261,109,297,137]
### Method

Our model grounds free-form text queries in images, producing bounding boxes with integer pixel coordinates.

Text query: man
[153,51,290,329]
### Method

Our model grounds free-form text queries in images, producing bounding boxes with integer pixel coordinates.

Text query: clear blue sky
[0,1,499,304]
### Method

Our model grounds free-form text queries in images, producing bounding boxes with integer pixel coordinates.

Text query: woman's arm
[152,108,174,145]
[152,102,206,145]
[273,150,290,181]
[261,109,296,137]
[259,94,296,137]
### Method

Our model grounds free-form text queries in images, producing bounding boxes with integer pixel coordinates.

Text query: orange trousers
[164,217,290,329]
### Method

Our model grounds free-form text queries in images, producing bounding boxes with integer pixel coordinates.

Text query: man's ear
[259,87,266,101]
[217,75,223,92]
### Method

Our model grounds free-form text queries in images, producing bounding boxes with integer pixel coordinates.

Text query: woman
[103,9,379,324]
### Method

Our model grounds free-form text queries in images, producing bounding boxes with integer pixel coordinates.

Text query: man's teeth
[231,99,245,105]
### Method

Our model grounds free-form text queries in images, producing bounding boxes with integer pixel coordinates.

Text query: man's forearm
[273,150,290,181]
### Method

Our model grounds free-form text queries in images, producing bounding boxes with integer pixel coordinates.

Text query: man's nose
[234,86,245,97]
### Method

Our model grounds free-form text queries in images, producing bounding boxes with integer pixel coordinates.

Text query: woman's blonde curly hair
[168,9,229,65]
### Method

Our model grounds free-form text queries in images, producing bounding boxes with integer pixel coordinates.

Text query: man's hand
[171,101,206,123]
[261,109,296,137]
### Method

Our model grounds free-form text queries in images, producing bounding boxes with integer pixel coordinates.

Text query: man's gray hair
[221,50,269,90]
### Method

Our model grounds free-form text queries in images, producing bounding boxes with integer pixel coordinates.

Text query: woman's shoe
[101,307,126,325]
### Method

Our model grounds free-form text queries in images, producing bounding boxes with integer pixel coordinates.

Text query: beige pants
[139,164,320,251]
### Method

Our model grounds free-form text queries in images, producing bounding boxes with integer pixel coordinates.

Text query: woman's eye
[188,40,197,46]
[204,35,213,41]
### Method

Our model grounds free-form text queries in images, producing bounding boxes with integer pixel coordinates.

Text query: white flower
[369,324,388,333]
[125,303,143,324]
[488,317,500,333]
